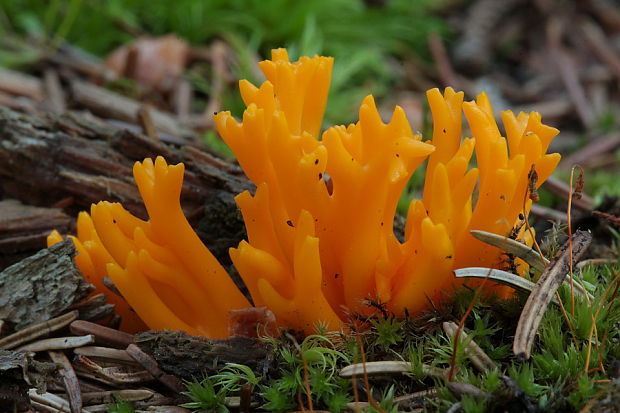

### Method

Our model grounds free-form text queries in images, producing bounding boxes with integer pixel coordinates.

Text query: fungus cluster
[49,49,560,337]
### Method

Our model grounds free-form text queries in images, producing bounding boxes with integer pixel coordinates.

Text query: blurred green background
[0,0,446,125]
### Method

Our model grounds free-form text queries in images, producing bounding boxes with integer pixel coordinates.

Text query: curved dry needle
[454,268,557,304]
[470,230,549,272]
[513,230,592,359]
[454,267,592,301]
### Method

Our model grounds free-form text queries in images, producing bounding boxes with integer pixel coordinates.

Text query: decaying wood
[67,293,115,324]
[513,230,592,359]
[134,330,273,381]
[0,106,252,267]
[126,344,184,393]
[0,240,93,331]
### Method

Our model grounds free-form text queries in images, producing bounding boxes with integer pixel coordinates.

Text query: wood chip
[470,230,549,272]
[17,335,95,352]
[442,321,498,373]
[70,320,134,349]
[68,293,116,323]
[513,230,592,359]
[0,310,78,350]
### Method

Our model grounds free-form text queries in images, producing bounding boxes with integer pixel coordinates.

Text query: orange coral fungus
[49,158,249,337]
[53,49,560,337]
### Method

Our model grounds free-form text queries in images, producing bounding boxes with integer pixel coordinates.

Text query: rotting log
[0,106,252,268]
[0,240,93,331]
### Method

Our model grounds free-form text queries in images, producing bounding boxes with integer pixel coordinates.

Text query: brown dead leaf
[105,34,189,93]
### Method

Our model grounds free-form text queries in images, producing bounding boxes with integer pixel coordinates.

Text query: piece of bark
[0,240,93,331]
[68,293,116,323]
[134,330,273,381]
[0,199,73,269]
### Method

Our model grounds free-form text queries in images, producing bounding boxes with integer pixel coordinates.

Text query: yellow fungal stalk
[49,158,250,337]
[51,49,560,337]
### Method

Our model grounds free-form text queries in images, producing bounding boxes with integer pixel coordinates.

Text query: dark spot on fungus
[500,195,506,200]
[446,255,452,259]
[519,213,525,220]
[213,112,218,115]
[442,128,446,133]
[112,219,116,224]
[414,249,418,254]
[395,153,400,157]
[314,159,319,165]
[286,220,294,227]
[318,173,323,180]
[380,222,384,226]
[334,273,340,279]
